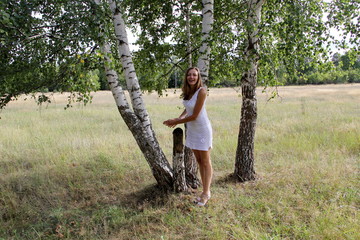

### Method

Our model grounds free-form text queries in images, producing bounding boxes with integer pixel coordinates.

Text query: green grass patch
[0,85,359,239]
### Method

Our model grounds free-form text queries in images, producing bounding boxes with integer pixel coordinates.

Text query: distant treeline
[288,69,360,85]
[285,51,360,85]
[98,51,360,90]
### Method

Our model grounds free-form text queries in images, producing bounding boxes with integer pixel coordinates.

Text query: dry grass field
[0,84,359,239]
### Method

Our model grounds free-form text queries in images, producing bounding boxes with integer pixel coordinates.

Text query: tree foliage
[0,0,106,108]
[327,0,359,51]
[1,0,359,109]
[122,0,204,92]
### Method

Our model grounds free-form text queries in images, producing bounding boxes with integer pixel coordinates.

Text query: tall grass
[0,84,359,239]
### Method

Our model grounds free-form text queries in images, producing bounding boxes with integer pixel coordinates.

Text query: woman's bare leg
[199,150,212,196]
[193,150,205,188]
[193,149,212,197]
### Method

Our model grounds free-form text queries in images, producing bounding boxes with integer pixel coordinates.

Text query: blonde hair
[181,67,203,100]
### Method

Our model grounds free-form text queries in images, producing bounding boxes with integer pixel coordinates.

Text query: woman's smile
[187,69,199,86]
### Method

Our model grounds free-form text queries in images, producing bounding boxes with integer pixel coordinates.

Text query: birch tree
[185,0,214,189]
[197,0,214,85]
[122,0,214,189]
[186,2,193,67]
[234,0,265,181]
[183,1,200,189]
[97,0,214,190]
[232,0,356,181]
[104,0,174,189]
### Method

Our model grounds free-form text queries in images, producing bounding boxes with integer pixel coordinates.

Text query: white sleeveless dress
[183,87,212,151]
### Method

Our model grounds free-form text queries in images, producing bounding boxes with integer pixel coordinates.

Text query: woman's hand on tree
[163,118,178,128]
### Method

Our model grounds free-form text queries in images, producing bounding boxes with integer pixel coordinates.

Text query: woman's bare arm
[179,109,187,119]
[163,88,206,128]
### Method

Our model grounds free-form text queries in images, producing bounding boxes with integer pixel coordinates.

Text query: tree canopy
[0,0,106,108]
[1,0,359,109]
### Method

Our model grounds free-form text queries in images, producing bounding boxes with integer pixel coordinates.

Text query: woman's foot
[195,192,211,202]
[195,193,211,206]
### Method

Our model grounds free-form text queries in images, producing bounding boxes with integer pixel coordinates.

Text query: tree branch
[157,45,201,82]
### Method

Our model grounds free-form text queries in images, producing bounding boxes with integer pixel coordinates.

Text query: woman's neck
[190,86,196,91]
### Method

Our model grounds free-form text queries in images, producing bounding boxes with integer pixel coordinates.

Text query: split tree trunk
[172,128,187,192]
[234,0,265,182]
[184,145,200,189]
[105,0,173,189]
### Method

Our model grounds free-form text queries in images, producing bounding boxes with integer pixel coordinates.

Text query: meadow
[0,84,359,240]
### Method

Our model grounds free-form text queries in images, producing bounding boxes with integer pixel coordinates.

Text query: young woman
[163,67,213,206]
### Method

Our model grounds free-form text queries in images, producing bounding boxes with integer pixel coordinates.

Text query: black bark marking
[118,40,126,45]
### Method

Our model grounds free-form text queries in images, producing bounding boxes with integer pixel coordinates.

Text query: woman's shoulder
[196,87,207,99]
[198,87,207,95]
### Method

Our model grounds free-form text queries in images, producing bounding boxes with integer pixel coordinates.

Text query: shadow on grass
[214,173,261,187]
[0,154,177,238]
[214,173,238,186]
[122,172,263,209]
[120,184,173,209]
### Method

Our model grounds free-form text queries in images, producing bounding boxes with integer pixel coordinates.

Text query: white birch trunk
[98,0,174,189]
[102,44,130,111]
[197,0,214,85]
[186,2,192,67]
[108,0,153,138]
[234,0,265,182]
